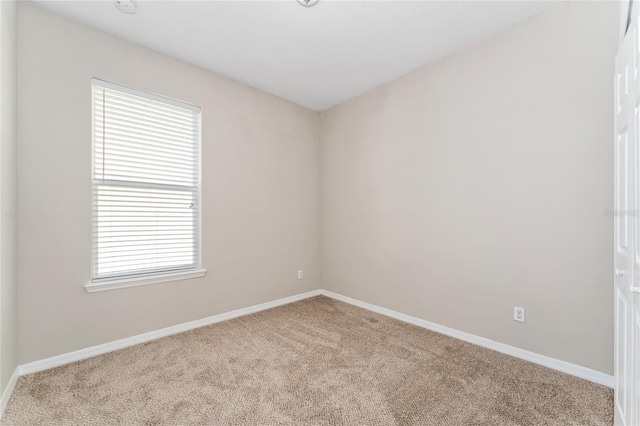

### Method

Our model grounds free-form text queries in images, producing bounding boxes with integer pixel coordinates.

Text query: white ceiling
[31,0,561,111]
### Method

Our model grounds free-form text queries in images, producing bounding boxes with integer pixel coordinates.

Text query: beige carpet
[3,296,612,425]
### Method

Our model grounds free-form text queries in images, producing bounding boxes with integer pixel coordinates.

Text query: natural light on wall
[88,79,204,292]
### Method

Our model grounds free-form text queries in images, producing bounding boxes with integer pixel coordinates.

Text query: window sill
[85,269,207,293]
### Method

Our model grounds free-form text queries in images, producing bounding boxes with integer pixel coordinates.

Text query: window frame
[86,79,206,293]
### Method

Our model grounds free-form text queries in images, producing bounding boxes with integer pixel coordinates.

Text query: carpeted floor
[3,296,613,425]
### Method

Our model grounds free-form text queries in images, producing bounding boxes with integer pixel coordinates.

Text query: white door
[631,16,640,426]
[615,15,640,426]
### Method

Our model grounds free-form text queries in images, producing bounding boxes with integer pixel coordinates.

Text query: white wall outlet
[297,270,303,279]
[514,306,525,322]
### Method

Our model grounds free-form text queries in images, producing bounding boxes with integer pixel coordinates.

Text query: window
[87,79,204,292]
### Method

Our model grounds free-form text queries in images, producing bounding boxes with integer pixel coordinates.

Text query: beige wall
[1,0,18,394]
[16,3,320,364]
[321,2,618,374]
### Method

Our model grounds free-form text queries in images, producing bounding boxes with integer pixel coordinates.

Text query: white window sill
[85,269,207,293]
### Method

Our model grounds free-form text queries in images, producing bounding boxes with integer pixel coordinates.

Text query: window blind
[92,79,201,282]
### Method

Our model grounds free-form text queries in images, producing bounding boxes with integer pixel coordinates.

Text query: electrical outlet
[297,270,303,279]
[514,306,525,322]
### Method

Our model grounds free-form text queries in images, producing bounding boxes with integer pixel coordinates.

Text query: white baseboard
[1,367,19,417]
[18,289,322,376]
[319,289,614,388]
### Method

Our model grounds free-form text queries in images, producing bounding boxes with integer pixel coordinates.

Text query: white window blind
[91,79,201,284]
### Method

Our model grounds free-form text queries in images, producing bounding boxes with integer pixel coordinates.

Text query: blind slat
[94,162,196,183]
[95,145,197,166]
[94,244,195,254]
[94,129,198,151]
[94,85,198,114]
[97,119,198,145]
[95,102,198,131]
